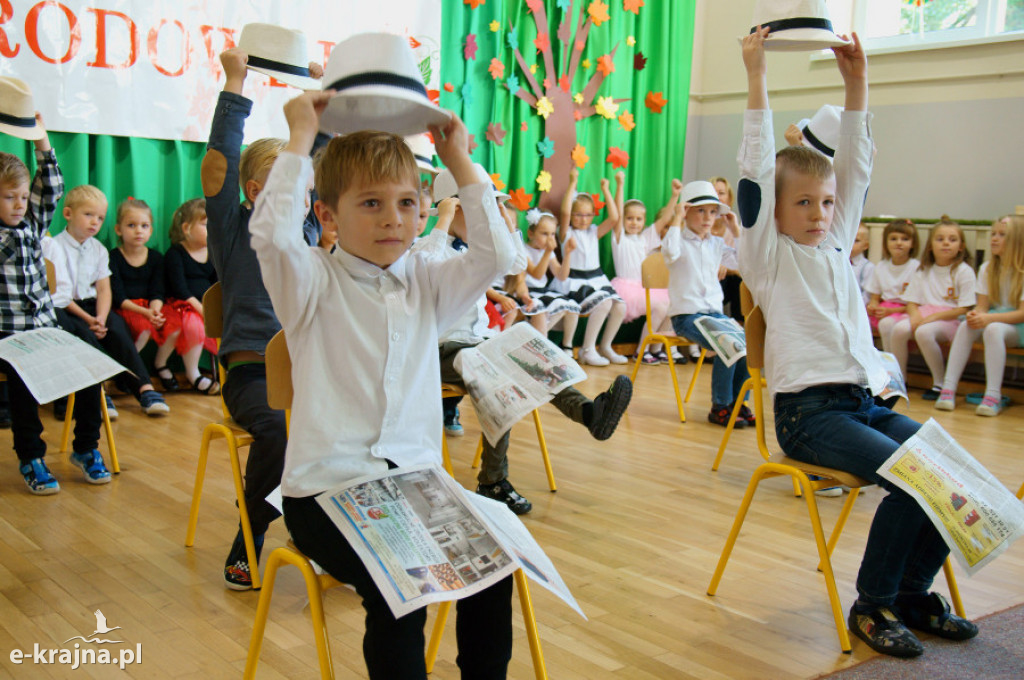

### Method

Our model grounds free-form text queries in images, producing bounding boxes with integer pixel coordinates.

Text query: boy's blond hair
[170,198,206,245]
[774,146,834,198]
[64,184,107,211]
[240,138,287,189]
[0,152,29,188]
[315,131,419,210]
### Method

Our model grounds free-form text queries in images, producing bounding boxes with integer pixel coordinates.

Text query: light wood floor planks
[1,361,1022,679]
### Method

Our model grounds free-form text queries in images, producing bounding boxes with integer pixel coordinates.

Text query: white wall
[685,0,1024,220]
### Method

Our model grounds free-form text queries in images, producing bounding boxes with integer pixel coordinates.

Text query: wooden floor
[1,361,1022,679]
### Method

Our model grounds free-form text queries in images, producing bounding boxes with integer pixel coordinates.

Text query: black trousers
[55,300,153,394]
[284,494,513,679]
[221,363,286,536]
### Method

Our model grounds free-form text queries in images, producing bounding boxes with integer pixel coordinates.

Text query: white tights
[886,318,960,387]
[636,296,671,355]
[942,322,1020,399]
[582,299,626,352]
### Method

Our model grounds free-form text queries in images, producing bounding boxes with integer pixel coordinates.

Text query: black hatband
[247,55,311,78]
[750,17,834,34]
[327,71,428,98]
[0,111,35,128]
[801,126,835,157]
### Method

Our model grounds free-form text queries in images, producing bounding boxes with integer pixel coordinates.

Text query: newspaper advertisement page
[875,351,909,403]
[693,316,746,367]
[317,464,518,618]
[877,419,1024,576]
[0,328,127,404]
[464,491,585,618]
[454,323,586,446]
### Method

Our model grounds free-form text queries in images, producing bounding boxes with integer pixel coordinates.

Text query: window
[830,0,1024,53]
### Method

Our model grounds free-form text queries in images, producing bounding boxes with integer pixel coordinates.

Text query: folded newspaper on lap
[0,327,127,405]
[877,418,1024,576]
[875,351,909,403]
[693,316,746,367]
[454,323,586,446]
[317,463,584,619]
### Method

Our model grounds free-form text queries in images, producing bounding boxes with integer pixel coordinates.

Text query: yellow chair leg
[425,600,453,673]
[441,433,454,475]
[59,392,75,453]
[821,488,861,565]
[471,436,484,469]
[228,438,261,590]
[711,377,752,471]
[1017,480,1023,500]
[943,557,965,618]
[532,410,557,492]
[185,427,216,547]
[664,352,686,423]
[514,569,548,680]
[707,467,768,596]
[629,337,650,384]
[99,389,119,473]
[684,348,707,403]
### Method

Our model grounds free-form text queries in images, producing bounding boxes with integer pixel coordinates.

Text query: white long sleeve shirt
[42,230,111,307]
[661,225,727,316]
[250,153,515,497]
[737,109,889,400]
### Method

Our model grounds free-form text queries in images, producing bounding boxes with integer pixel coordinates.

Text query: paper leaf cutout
[464,34,478,60]
[626,35,636,46]
[588,0,611,26]
[467,133,478,154]
[559,74,571,92]
[574,110,583,120]
[529,63,538,74]
[464,0,485,8]
[486,122,507,145]
[507,27,518,49]
[634,51,647,71]
[521,121,529,131]
[582,58,592,69]
[537,137,555,158]
[623,0,645,14]
[573,92,584,104]
[618,110,635,131]
[575,40,585,51]
[537,170,552,192]
[606,147,630,169]
[645,91,667,113]
[536,96,554,119]
[506,74,520,96]
[461,82,474,106]
[490,173,506,191]
[444,82,454,92]
[509,188,534,211]
[489,20,501,32]
[591,193,606,211]
[543,77,551,89]
[557,0,571,9]
[597,54,615,77]
[534,32,549,53]
[595,96,619,119]
[488,58,505,80]
[571,144,590,169]
[526,0,544,14]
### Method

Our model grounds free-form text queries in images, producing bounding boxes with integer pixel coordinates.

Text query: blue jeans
[671,312,749,407]
[774,384,950,607]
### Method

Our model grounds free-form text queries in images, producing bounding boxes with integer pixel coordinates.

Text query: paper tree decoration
[508,0,630,210]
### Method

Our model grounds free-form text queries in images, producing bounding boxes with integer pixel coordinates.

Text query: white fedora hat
[320,32,451,136]
[746,0,851,52]
[433,163,510,203]
[800,104,842,158]
[405,133,439,175]
[238,23,321,90]
[681,180,731,214]
[0,77,44,140]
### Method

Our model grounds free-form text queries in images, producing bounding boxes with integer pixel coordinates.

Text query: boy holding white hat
[663,181,750,427]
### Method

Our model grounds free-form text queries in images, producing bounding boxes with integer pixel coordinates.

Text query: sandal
[192,375,220,395]
[154,364,180,392]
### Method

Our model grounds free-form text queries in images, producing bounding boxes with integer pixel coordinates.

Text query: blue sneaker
[444,409,464,437]
[70,449,111,484]
[104,394,119,421]
[20,458,60,495]
[138,389,169,416]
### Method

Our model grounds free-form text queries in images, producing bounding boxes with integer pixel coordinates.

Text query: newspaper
[875,351,909,403]
[317,464,583,619]
[454,323,586,446]
[0,327,127,405]
[877,418,1024,576]
[693,315,746,367]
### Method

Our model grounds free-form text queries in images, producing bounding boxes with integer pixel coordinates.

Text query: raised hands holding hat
[0,77,45,141]
[237,23,322,90]
[743,0,851,51]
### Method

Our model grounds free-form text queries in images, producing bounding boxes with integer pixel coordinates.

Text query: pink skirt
[869,300,906,331]
[612,277,668,322]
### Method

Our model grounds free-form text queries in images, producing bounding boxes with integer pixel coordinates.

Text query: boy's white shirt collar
[332,242,411,291]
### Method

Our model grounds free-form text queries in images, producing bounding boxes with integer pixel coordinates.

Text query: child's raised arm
[652,178,682,238]
[27,113,63,236]
[595,175,619,239]
[743,26,770,111]
[831,32,872,253]
[559,168,579,242]
[612,171,625,243]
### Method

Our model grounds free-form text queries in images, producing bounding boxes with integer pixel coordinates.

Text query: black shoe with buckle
[848,605,924,658]
[896,592,978,641]
[224,529,265,591]
[477,479,532,515]
[587,375,632,441]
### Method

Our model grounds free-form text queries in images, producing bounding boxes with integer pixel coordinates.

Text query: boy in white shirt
[251,91,516,678]
[738,28,976,658]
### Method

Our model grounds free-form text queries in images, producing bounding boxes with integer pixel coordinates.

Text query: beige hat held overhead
[0,77,44,141]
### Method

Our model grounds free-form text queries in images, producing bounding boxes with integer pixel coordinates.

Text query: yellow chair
[244,332,549,679]
[184,282,261,589]
[629,253,706,422]
[706,284,964,653]
[1016,480,1023,500]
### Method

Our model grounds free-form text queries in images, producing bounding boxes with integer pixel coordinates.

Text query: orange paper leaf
[645,90,667,113]
[490,173,506,192]
[623,0,644,14]
[618,110,635,131]
[508,188,534,211]
[571,144,590,169]
[464,0,485,8]
[534,32,549,54]
[488,58,505,80]
[597,54,614,77]
[606,147,630,169]
[588,0,610,26]
[591,193,606,211]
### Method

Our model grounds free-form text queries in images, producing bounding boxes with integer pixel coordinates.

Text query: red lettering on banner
[147,18,189,77]
[86,7,137,69]
[25,1,80,65]
[0,0,18,58]
[317,40,334,69]
[199,24,236,77]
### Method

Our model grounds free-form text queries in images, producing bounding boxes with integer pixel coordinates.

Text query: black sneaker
[708,405,746,428]
[224,529,265,591]
[738,404,756,426]
[587,375,632,441]
[848,605,924,658]
[896,592,978,641]
[922,386,942,401]
[477,479,532,515]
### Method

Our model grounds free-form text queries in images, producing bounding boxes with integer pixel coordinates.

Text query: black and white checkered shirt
[0,149,62,332]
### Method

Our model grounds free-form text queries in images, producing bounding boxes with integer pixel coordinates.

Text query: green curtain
[440,0,696,274]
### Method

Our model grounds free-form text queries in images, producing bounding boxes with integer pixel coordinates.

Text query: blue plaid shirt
[0,149,62,332]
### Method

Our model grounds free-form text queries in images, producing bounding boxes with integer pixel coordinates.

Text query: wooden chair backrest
[740,283,765,371]
[44,258,56,295]
[202,282,223,338]
[640,252,670,290]
[265,330,292,411]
